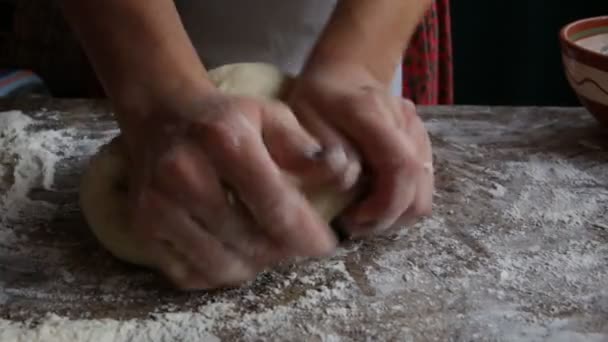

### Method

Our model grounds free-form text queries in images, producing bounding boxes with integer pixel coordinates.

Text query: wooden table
[1,99,607,341]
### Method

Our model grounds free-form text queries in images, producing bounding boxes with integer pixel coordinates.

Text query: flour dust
[1,109,607,341]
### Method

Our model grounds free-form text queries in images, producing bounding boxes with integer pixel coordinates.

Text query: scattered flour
[488,182,507,198]
[0,111,365,340]
[0,110,110,261]
[0,110,107,221]
[1,111,55,221]
[0,269,360,341]
[501,156,607,226]
[1,109,607,341]
[0,313,220,342]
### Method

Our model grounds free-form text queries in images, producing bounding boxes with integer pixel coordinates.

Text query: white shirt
[174,0,402,96]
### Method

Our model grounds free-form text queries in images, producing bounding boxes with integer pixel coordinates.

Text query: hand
[288,63,434,238]
[117,84,338,290]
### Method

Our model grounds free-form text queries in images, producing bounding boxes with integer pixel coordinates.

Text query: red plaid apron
[402,0,453,105]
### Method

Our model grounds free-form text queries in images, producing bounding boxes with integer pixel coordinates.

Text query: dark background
[451,2,607,106]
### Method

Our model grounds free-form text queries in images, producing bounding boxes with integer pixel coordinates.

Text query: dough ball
[79,63,359,269]
[207,62,293,98]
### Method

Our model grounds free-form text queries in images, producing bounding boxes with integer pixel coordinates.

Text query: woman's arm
[306,0,432,85]
[60,0,214,126]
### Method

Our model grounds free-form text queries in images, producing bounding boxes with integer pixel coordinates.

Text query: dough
[79,63,359,269]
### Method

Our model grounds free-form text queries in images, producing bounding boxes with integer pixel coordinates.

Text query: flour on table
[501,155,607,225]
[1,108,608,341]
[0,110,109,220]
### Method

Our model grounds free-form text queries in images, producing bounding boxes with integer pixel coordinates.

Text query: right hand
[116,83,342,290]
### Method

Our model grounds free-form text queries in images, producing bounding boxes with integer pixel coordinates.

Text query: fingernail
[308,148,324,160]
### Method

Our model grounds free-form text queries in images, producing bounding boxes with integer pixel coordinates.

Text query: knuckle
[361,87,382,102]
[401,100,418,117]
[359,87,385,106]
[385,158,411,180]
[200,115,256,159]
[201,117,236,143]
[157,148,189,179]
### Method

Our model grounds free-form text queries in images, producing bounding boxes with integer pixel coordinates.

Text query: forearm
[306,0,432,84]
[60,0,213,109]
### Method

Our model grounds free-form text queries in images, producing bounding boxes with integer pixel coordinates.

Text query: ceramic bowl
[560,16,608,126]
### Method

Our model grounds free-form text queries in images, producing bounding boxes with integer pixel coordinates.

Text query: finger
[396,169,434,227]
[341,162,418,237]
[292,102,362,190]
[199,116,338,257]
[156,240,257,290]
[151,143,282,265]
[150,240,209,290]
[326,92,423,235]
[132,189,256,288]
[396,100,435,225]
[261,100,323,175]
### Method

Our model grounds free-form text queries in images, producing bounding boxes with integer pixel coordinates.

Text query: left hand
[287,63,434,239]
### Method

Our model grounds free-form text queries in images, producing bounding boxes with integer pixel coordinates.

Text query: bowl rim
[560,15,608,61]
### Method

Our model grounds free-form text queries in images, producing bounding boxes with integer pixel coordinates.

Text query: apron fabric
[175,0,401,96]
[403,0,453,105]
[175,0,337,77]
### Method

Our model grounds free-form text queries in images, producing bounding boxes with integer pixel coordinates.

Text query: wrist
[299,59,386,91]
[61,0,219,128]
[305,45,401,87]
[307,0,431,84]
[111,71,217,136]
[303,57,380,79]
